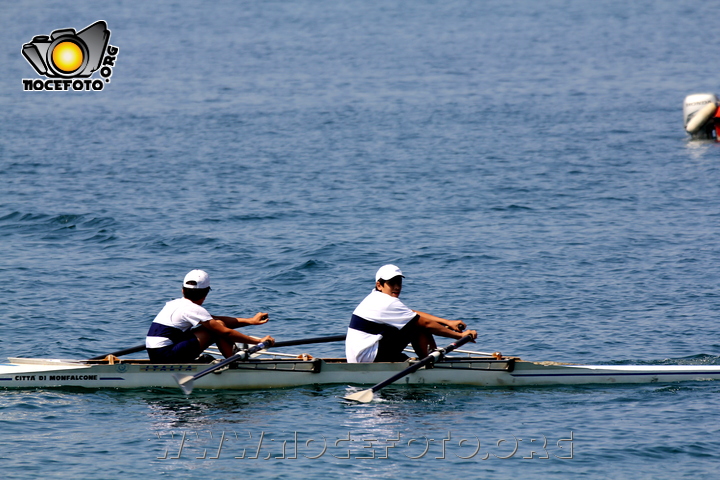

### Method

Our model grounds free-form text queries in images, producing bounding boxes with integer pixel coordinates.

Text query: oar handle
[190,342,268,382]
[371,334,474,393]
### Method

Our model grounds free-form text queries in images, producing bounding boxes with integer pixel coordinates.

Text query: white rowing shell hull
[2,357,720,390]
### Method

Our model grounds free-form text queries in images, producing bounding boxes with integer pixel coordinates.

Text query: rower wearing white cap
[146,269,274,363]
[345,264,477,363]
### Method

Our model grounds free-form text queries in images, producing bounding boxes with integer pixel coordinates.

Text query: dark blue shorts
[374,317,419,362]
[147,331,203,363]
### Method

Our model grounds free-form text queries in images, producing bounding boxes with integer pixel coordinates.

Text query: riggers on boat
[683,93,720,140]
[2,354,720,390]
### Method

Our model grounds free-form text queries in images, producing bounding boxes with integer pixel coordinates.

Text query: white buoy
[683,93,718,135]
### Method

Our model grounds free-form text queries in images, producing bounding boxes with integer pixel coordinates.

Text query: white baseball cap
[183,269,211,289]
[375,264,405,281]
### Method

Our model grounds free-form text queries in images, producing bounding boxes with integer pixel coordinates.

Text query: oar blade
[173,374,195,395]
[343,388,374,403]
[342,335,476,403]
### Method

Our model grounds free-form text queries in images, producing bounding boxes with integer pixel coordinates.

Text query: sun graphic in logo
[21,20,119,91]
[51,41,84,73]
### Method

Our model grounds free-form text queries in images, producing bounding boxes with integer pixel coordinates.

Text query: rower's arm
[413,310,467,333]
[212,312,269,328]
[415,313,477,341]
[200,319,271,345]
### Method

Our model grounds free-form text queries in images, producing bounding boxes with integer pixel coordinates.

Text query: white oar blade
[343,388,374,403]
[173,374,195,395]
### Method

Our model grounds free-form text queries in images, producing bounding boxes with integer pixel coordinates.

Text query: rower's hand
[446,320,467,333]
[260,335,275,347]
[250,312,269,325]
[463,330,478,342]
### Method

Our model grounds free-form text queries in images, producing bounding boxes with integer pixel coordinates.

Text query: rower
[345,264,477,363]
[145,269,275,363]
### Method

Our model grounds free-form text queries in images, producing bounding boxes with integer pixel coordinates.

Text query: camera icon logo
[22,20,110,78]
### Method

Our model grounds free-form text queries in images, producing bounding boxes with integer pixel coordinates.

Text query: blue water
[2,0,720,478]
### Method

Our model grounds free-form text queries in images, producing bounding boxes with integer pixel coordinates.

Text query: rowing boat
[2,353,720,390]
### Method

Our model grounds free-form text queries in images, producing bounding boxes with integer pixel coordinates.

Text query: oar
[88,344,146,360]
[403,346,502,358]
[343,335,474,403]
[174,334,345,394]
[89,332,347,361]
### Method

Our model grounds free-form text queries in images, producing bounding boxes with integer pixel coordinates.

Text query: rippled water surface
[2,1,720,478]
